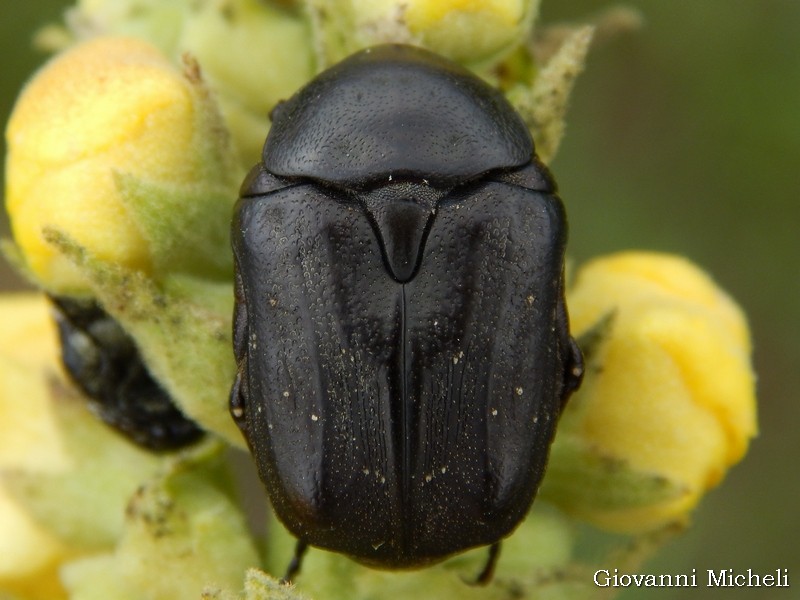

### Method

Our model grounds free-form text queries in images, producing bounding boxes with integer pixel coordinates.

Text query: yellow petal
[349,0,534,63]
[0,294,69,471]
[0,487,68,581]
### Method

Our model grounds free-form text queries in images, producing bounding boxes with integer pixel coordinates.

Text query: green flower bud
[60,443,259,600]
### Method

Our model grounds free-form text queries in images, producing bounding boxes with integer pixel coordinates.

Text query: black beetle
[51,296,204,451]
[230,44,583,582]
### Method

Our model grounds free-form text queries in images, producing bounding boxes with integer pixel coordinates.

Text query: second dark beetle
[52,296,204,450]
[231,44,583,580]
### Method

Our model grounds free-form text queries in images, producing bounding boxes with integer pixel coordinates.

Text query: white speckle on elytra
[491,408,498,416]
[311,414,319,422]
[282,390,289,398]
[515,386,524,396]
[425,474,432,483]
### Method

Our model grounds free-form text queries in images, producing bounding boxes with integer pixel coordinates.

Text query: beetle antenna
[280,539,309,584]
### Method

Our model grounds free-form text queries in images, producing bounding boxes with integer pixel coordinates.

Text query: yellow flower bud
[544,252,757,533]
[5,36,240,296]
[40,0,314,169]
[333,0,536,65]
[404,0,534,62]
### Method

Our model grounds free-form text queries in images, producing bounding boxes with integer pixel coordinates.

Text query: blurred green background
[1,1,797,598]
[541,2,799,598]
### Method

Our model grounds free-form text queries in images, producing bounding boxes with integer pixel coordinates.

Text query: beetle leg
[473,542,502,585]
[280,539,309,584]
[229,369,247,431]
[556,287,584,407]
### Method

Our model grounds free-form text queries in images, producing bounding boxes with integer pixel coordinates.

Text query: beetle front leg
[229,368,248,432]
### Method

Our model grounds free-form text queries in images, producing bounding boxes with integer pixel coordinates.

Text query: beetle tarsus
[280,539,309,584]
[473,542,502,585]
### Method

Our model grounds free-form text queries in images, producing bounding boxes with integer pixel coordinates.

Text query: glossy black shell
[231,44,582,569]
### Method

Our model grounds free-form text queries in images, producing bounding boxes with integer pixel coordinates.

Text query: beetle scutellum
[230,44,583,583]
